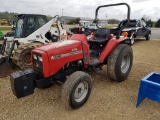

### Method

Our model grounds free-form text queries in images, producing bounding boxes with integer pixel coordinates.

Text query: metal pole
[62,9,63,16]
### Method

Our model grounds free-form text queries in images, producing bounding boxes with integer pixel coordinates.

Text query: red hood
[35,40,80,52]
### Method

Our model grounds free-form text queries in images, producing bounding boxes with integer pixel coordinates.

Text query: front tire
[107,44,133,82]
[61,71,92,109]
[146,33,151,40]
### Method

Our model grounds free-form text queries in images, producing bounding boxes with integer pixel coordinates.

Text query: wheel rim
[23,54,31,64]
[74,81,88,102]
[121,54,131,73]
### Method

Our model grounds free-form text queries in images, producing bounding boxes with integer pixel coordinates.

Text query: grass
[102,24,118,29]
[0,26,12,37]
[0,26,12,31]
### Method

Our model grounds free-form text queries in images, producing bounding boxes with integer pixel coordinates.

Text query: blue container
[136,72,160,107]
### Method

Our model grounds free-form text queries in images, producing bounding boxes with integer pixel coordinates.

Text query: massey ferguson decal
[51,50,82,60]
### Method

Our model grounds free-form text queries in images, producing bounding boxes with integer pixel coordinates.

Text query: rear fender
[99,36,127,63]
[99,39,118,63]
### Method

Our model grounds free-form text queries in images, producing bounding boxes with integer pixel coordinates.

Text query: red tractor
[10,3,133,109]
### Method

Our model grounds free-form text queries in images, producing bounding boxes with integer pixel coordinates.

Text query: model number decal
[51,50,82,59]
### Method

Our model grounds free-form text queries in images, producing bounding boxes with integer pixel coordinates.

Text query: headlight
[38,56,43,62]
[33,54,37,60]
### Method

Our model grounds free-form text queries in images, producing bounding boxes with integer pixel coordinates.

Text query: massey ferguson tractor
[10,3,133,109]
[0,14,68,77]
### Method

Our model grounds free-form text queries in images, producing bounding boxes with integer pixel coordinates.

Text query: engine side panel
[48,42,83,76]
[32,40,89,78]
[70,34,90,67]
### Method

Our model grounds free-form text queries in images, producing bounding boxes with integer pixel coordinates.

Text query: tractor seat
[88,28,110,45]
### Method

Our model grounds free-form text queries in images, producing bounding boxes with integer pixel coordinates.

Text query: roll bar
[94,3,130,38]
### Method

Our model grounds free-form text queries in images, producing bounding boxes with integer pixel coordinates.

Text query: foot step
[89,58,101,67]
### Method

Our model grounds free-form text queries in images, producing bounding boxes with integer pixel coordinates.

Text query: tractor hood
[32,40,85,77]
[34,40,83,58]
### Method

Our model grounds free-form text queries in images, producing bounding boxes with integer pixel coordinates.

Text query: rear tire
[61,71,92,109]
[107,44,133,82]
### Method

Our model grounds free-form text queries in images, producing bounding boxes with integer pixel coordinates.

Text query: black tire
[107,44,133,82]
[61,71,92,109]
[146,33,151,40]
[14,46,33,69]
[13,43,43,69]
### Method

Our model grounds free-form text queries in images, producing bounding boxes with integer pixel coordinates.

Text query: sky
[0,0,160,21]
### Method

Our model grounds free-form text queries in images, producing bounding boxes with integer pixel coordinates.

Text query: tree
[75,18,80,24]
[146,19,153,27]
[141,17,145,22]
[67,19,76,24]
[46,15,53,21]
[107,19,120,24]
[0,11,17,21]
[155,19,160,28]
[141,16,154,27]
[67,18,81,24]
[141,15,150,22]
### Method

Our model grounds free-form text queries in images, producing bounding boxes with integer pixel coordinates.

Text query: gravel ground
[0,40,160,120]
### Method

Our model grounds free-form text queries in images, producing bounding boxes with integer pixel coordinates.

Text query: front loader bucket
[0,55,13,78]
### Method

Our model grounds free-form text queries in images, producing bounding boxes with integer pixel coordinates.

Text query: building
[59,16,108,26]
[59,16,75,24]
[98,19,108,26]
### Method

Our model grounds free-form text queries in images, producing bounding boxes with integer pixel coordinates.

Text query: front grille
[32,53,43,75]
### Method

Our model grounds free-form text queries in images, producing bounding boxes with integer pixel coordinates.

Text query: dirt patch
[0,40,160,120]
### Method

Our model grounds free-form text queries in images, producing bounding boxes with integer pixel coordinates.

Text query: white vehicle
[0,14,68,77]
[79,20,99,30]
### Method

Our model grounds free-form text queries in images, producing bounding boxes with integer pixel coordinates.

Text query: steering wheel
[82,27,95,36]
